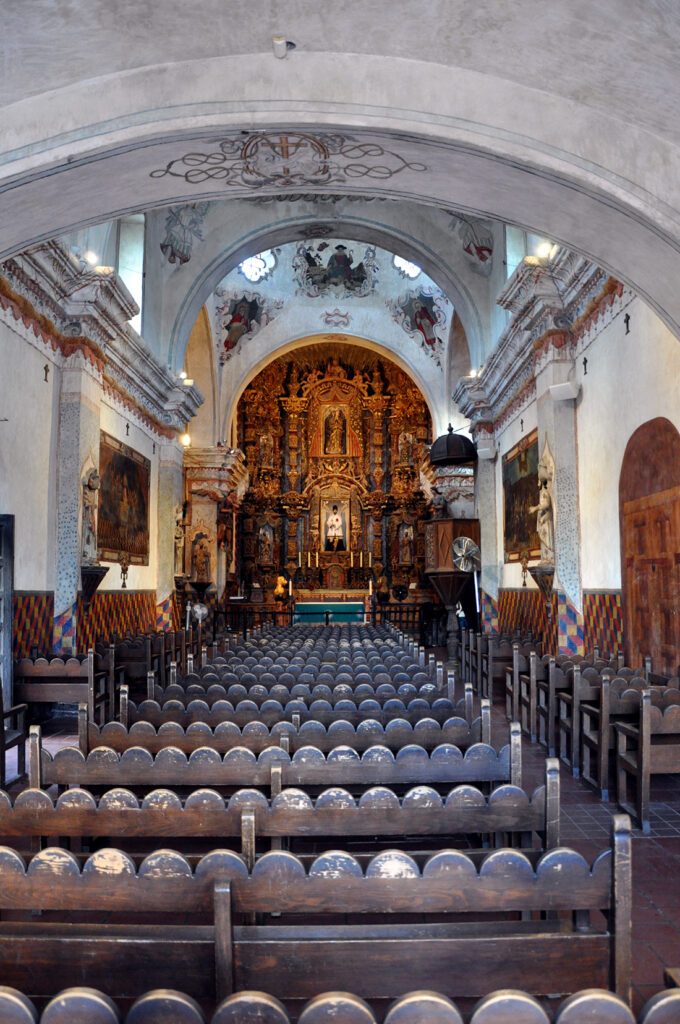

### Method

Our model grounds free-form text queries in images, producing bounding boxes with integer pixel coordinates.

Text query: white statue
[81,469,100,564]
[529,473,554,564]
[174,504,185,575]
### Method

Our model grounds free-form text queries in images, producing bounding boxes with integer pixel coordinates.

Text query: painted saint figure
[325,504,345,551]
[413,300,438,349]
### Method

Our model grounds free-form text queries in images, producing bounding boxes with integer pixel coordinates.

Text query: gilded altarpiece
[236,345,432,594]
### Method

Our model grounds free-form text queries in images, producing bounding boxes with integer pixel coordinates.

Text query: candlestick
[288,579,292,597]
[316,551,319,568]
[360,551,363,568]
[307,551,310,568]
[369,578,373,596]
[350,551,354,568]
[298,552,301,568]
[369,552,372,568]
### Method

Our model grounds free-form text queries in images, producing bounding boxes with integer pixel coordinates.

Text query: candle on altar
[298,552,301,568]
[369,578,373,596]
[360,551,363,568]
[288,579,292,597]
[369,552,372,568]
[350,551,354,568]
[307,551,310,568]
[316,551,319,568]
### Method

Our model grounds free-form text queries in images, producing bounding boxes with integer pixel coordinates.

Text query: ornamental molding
[454,251,618,438]
[1,239,204,433]
[184,446,250,506]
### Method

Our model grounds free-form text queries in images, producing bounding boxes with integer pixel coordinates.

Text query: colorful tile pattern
[480,590,499,633]
[53,603,77,655]
[155,596,175,632]
[13,593,54,659]
[78,591,157,649]
[583,591,623,660]
[557,592,585,657]
[498,588,557,650]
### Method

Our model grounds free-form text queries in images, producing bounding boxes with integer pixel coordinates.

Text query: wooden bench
[14,650,112,724]
[30,725,522,797]
[616,691,680,833]
[1,983,672,1024]
[0,757,559,866]
[0,815,631,1007]
[81,700,493,756]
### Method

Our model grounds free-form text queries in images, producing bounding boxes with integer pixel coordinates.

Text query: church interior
[2,2,680,1020]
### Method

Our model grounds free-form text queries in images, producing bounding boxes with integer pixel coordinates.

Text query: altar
[294,600,366,624]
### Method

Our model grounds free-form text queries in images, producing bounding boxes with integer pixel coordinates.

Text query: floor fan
[451,536,482,616]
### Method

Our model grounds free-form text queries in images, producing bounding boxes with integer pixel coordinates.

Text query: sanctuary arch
[235,343,432,598]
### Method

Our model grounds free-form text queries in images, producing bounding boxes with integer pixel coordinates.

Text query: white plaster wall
[0,319,59,590]
[98,399,160,592]
[576,296,680,590]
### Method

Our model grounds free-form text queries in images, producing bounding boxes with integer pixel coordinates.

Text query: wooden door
[622,486,680,675]
[0,516,14,706]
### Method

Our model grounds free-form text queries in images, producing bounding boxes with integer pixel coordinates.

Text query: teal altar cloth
[294,601,365,624]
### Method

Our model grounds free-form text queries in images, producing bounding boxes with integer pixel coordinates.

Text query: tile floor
[6,691,680,1015]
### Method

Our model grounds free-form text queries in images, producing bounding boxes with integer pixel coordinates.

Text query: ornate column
[183,447,249,603]
[156,440,184,629]
[54,351,103,654]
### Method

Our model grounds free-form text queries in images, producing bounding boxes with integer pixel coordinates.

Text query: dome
[429,425,477,466]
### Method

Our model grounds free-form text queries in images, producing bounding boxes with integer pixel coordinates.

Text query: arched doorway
[619,417,680,674]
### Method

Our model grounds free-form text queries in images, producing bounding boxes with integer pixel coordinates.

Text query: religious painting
[97,432,150,565]
[292,239,378,298]
[321,498,349,552]
[324,407,347,455]
[502,430,542,562]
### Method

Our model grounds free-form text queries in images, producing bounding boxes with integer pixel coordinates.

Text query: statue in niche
[193,537,211,582]
[398,431,414,466]
[81,469,100,564]
[258,524,274,564]
[529,473,554,564]
[324,408,346,455]
[399,523,414,564]
[258,433,274,470]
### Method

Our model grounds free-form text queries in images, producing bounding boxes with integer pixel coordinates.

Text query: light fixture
[272,36,295,58]
[179,370,187,380]
[536,241,553,259]
[181,432,191,447]
[83,250,99,266]
[182,378,194,387]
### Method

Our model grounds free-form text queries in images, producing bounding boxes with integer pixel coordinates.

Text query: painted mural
[292,240,378,297]
[97,432,150,564]
[389,287,448,368]
[502,430,541,562]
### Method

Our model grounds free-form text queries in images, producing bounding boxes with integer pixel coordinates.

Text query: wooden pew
[616,691,680,834]
[0,757,560,865]
[81,700,494,756]
[0,816,631,1006]
[30,725,523,796]
[14,650,111,724]
[2,984,674,1024]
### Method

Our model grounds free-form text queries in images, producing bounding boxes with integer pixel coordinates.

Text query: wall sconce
[119,551,130,589]
[181,432,191,448]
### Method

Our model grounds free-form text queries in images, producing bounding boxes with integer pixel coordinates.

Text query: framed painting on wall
[97,432,151,564]
[502,430,541,562]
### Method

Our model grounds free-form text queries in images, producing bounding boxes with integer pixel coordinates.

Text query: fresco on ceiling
[159,202,210,265]
[389,288,448,368]
[453,214,494,276]
[214,291,284,364]
[292,241,378,298]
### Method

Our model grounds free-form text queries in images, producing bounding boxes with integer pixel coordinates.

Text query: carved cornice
[1,239,204,435]
[184,447,249,506]
[455,251,619,439]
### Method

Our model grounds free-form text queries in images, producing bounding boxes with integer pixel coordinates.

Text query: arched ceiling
[4,2,680,336]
